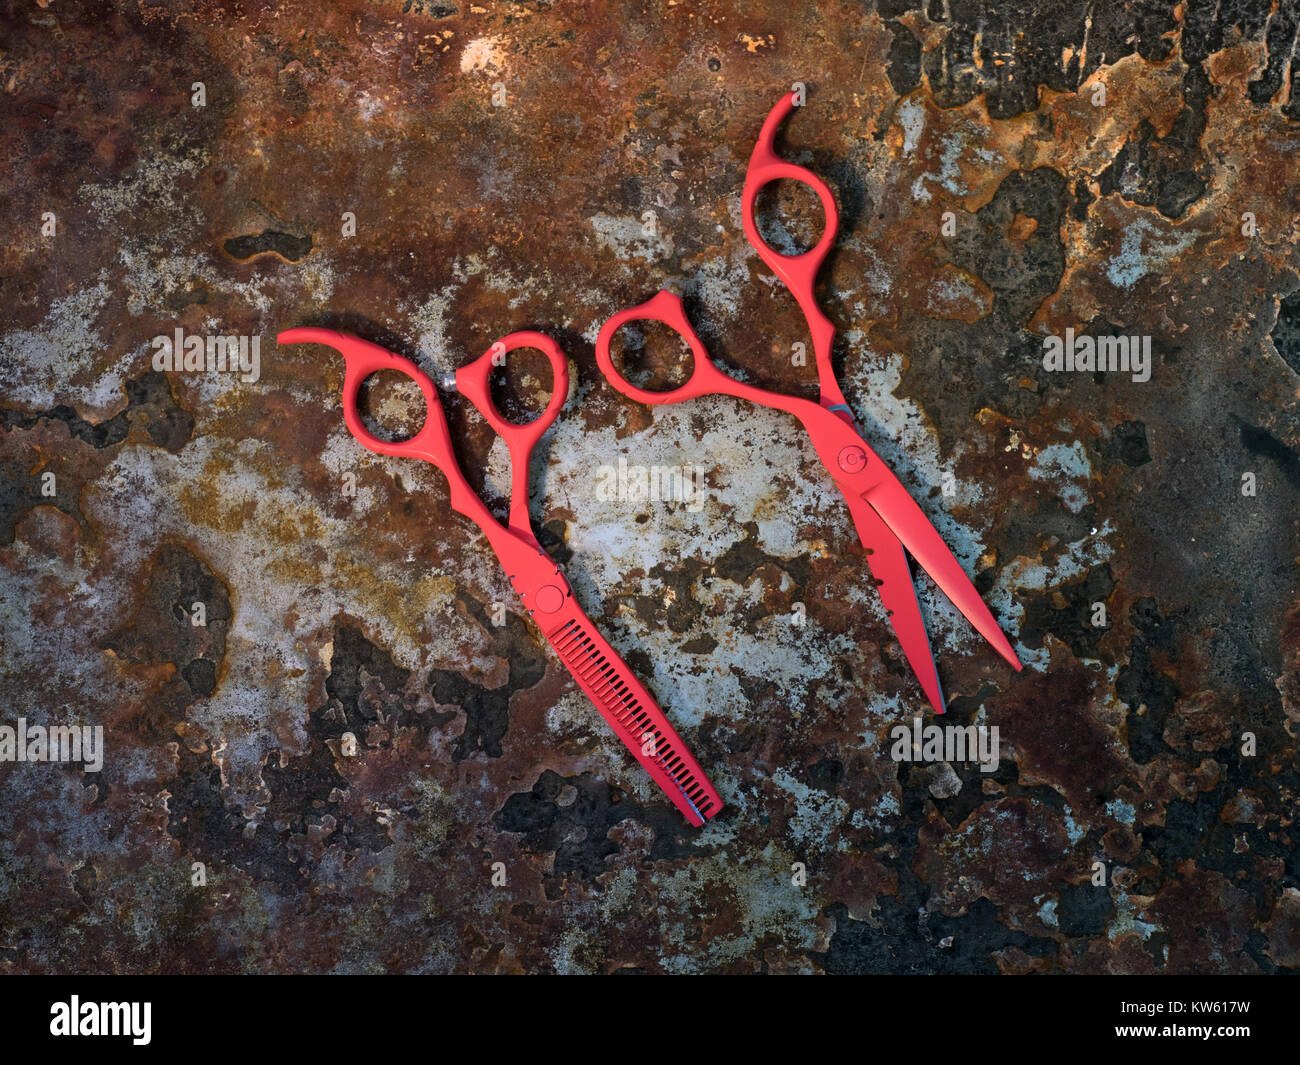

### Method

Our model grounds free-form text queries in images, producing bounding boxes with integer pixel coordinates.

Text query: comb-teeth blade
[863,477,1022,671]
[844,494,946,715]
[543,612,723,826]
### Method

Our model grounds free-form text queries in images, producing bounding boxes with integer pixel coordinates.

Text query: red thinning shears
[595,92,1022,715]
[277,326,723,826]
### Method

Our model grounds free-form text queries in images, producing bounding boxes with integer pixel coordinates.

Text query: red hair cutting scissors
[595,92,1022,715]
[278,326,723,825]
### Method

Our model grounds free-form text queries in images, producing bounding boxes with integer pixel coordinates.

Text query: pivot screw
[535,585,565,613]
[837,446,867,473]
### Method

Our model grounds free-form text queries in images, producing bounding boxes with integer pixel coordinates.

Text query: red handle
[277,326,575,611]
[278,327,569,550]
[740,92,843,408]
[277,327,489,526]
[455,331,569,541]
[595,289,818,429]
[594,290,739,405]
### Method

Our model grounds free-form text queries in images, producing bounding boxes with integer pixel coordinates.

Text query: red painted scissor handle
[596,94,853,420]
[595,291,887,492]
[596,287,818,419]
[594,290,773,408]
[742,91,844,410]
[593,92,873,494]
[455,331,569,542]
[277,327,569,598]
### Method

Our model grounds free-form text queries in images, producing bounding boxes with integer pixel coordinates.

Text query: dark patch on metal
[1116,597,1182,765]
[1248,5,1300,114]
[883,19,922,95]
[223,229,314,262]
[820,897,1055,975]
[311,619,422,746]
[881,0,1294,121]
[1070,176,1094,222]
[1271,289,1300,376]
[1056,880,1115,937]
[946,168,1067,326]
[102,543,231,710]
[495,769,699,895]
[1233,414,1300,490]
[1,370,193,453]
[1096,64,1213,219]
[643,523,812,635]
[428,595,546,760]
[1098,420,1151,468]
[805,756,844,793]
[387,0,459,17]
[537,518,573,567]
[0,455,61,546]
[167,740,392,889]
[1021,563,1116,661]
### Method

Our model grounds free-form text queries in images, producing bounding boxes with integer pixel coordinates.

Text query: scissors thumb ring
[278,327,457,467]
[595,290,737,406]
[455,330,569,451]
[741,90,840,296]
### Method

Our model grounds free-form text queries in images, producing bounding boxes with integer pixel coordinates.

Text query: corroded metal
[1,1,1297,973]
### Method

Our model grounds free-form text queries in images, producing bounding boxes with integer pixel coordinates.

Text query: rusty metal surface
[1,1,1298,974]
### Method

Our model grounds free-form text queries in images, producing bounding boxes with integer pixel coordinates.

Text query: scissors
[277,326,723,826]
[595,92,1022,715]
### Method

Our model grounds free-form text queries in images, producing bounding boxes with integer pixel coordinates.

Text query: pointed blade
[862,476,1022,671]
[843,493,946,715]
